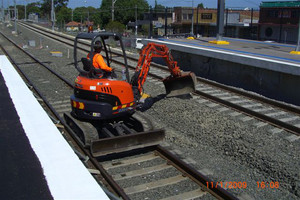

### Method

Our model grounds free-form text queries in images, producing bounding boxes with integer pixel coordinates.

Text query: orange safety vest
[87,53,112,72]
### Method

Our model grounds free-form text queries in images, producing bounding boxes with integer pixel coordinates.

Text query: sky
[7,0,298,9]
[67,0,297,9]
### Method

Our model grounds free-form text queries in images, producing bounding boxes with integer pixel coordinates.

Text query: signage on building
[201,13,212,20]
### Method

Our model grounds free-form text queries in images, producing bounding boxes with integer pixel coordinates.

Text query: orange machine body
[71,75,136,120]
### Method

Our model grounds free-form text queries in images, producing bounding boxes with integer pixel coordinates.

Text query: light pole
[209,0,229,44]
[191,0,194,35]
[14,0,16,32]
[216,0,225,41]
[1,0,4,22]
[111,0,117,21]
[24,0,27,21]
[290,15,300,54]
[135,4,137,36]
[51,0,55,31]
[296,16,300,52]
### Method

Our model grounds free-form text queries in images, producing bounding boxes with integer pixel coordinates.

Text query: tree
[72,6,102,28]
[16,5,25,19]
[56,6,72,23]
[197,3,204,9]
[100,0,149,27]
[73,7,87,23]
[154,0,165,12]
[40,0,69,19]
[27,3,41,15]
[105,21,125,33]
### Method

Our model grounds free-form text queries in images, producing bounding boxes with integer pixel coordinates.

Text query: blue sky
[67,0,295,9]
[10,0,296,9]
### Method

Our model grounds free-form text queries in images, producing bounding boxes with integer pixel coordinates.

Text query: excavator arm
[131,42,196,97]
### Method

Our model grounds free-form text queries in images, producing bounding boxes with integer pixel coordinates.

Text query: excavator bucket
[163,72,197,97]
[91,129,165,157]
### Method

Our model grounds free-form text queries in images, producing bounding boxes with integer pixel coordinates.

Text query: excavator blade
[91,129,165,157]
[163,72,197,97]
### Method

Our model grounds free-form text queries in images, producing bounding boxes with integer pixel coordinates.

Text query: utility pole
[24,0,27,21]
[1,0,4,22]
[111,0,117,21]
[225,8,228,36]
[296,16,300,52]
[250,8,253,39]
[148,6,153,39]
[51,0,55,31]
[196,5,199,36]
[216,0,225,41]
[14,0,16,32]
[164,7,167,36]
[135,4,137,36]
[290,15,300,54]
[191,0,194,35]
[209,0,229,44]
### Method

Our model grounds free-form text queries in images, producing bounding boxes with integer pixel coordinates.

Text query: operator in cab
[87,41,115,77]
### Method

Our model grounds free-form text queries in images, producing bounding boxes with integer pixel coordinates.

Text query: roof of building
[65,21,81,27]
[260,1,300,8]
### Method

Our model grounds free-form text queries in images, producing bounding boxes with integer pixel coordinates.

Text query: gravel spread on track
[1,24,299,200]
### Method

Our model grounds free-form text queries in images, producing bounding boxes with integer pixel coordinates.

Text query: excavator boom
[132,42,196,97]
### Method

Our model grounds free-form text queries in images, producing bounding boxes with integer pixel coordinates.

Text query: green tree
[56,6,72,23]
[100,0,149,27]
[72,6,102,28]
[154,0,165,12]
[40,0,69,18]
[27,3,41,15]
[105,21,125,33]
[16,5,25,19]
[73,7,98,22]
[197,3,204,9]
[73,7,88,23]
[141,24,149,36]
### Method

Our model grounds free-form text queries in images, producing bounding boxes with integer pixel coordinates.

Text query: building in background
[65,21,81,32]
[259,1,300,43]
[172,7,259,39]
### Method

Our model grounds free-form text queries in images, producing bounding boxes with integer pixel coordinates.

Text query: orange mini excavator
[70,32,196,121]
[65,32,196,156]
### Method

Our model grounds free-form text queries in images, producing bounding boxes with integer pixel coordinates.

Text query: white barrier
[0,55,108,200]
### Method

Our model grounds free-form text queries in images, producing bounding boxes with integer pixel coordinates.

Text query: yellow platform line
[209,40,230,45]
[290,51,300,55]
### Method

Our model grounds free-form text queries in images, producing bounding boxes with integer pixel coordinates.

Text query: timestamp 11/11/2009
[206,181,279,189]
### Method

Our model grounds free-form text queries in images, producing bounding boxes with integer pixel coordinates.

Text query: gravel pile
[1,24,299,200]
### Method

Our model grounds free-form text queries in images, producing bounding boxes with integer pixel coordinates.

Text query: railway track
[18,21,300,139]
[0,24,238,199]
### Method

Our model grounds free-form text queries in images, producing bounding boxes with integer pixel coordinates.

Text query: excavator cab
[73,32,129,81]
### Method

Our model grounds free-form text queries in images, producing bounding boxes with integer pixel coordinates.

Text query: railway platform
[143,37,300,106]
[0,55,108,199]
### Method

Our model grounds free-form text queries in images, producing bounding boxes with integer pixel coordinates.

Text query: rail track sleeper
[112,163,173,181]
[102,153,159,170]
[124,175,188,195]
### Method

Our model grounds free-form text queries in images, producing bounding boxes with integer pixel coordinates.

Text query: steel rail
[156,145,239,200]
[193,90,300,136]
